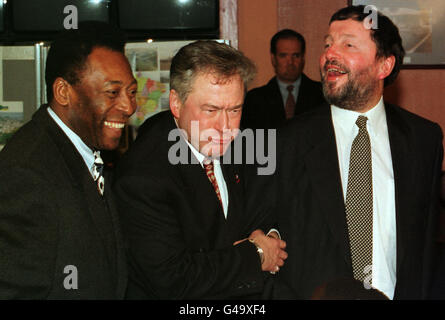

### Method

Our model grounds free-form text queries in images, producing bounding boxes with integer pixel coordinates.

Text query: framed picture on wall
[349,0,445,68]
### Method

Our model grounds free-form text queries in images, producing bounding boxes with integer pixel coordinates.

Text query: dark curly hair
[330,5,405,87]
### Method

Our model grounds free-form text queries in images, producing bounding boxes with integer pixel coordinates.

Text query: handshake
[234,229,288,273]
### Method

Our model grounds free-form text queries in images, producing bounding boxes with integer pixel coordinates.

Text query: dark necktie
[345,115,373,282]
[203,158,223,209]
[92,150,105,196]
[285,85,296,119]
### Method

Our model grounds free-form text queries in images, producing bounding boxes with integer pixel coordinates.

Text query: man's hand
[248,229,287,272]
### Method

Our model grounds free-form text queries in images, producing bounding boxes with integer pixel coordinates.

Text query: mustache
[322,60,349,73]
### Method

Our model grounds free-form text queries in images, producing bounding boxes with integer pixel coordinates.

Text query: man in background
[241,29,325,129]
[0,21,137,298]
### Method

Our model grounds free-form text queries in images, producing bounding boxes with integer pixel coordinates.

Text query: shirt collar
[331,96,385,138]
[47,106,96,175]
[276,76,301,91]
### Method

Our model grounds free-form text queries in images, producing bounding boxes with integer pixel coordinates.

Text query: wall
[237,0,278,89]
[237,0,445,167]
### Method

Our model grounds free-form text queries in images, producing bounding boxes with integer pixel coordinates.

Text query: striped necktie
[203,158,223,209]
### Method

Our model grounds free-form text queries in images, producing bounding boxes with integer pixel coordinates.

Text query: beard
[320,60,379,111]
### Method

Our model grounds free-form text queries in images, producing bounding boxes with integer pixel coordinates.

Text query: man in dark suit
[0,22,137,298]
[113,41,288,299]
[271,6,443,299]
[241,29,325,129]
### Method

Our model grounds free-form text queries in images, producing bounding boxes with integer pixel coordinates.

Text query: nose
[286,55,295,65]
[324,43,340,62]
[118,92,136,117]
[216,110,229,131]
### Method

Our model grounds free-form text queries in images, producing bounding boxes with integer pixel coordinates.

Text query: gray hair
[170,40,257,103]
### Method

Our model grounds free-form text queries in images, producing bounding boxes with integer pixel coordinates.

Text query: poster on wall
[0,101,23,151]
[351,0,445,68]
[125,40,193,127]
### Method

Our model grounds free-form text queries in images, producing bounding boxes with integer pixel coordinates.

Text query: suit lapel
[303,106,352,267]
[266,78,286,122]
[103,184,127,298]
[177,144,226,227]
[385,104,412,279]
[222,163,245,237]
[295,74,308,112]
[295,73,313,115]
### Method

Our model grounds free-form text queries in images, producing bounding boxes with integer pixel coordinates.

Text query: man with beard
[271,6,443,299]
[241,29,325,129]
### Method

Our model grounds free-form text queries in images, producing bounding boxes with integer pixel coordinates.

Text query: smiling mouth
[327,67,347,74]
[104,121,125,129]
[326,67,347,77]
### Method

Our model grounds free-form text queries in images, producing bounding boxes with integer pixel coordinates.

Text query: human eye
[203,107,216,114]
[106,88,120,98]
[128,86,138,97]
[229,107,242,116]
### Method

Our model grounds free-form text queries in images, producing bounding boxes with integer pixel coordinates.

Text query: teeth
[327,68,346,74]
[104,121,125,129]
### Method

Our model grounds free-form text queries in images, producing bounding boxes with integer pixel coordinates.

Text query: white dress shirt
[47,107,96,177]
[331,97,397,299]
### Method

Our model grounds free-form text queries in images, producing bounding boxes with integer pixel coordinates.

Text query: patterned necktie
[285,85,296,119]
[92,150,105,196]
[203,158,223,209]
[345,115,373,282]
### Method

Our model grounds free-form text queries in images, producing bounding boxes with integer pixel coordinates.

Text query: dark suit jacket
[269,103,443,299]
[113,111,274,299]
[241,74,325,129]
[0,105,127,299]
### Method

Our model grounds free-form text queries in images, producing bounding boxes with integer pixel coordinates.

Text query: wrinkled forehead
[190,69,243,90]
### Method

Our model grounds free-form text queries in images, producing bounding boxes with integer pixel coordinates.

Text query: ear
[378,55,395,81]
[270,53,277,67]
[169,89,182,119]
[52,77,71,107]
